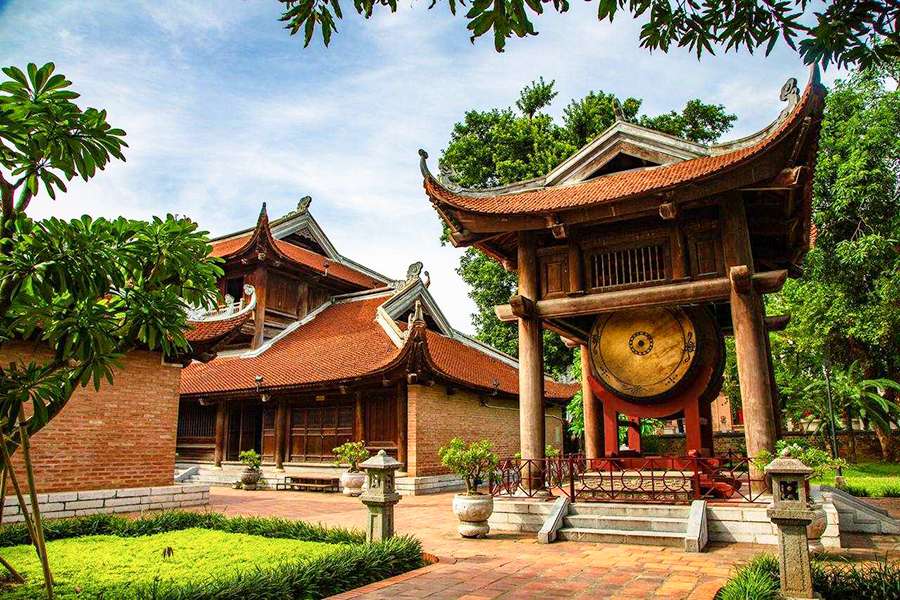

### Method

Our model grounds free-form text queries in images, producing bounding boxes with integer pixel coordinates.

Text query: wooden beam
[494,270,788,321]
[274,399,286,470]
[354,393,364,442]
[765,314,791,331]
[509,295,535,319]
[396,382,408,469]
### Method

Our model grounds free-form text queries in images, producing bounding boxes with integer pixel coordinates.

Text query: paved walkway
[209,488,767,599]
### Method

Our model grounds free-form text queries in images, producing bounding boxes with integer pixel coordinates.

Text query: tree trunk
[873,421,894,462]
[844,407,858,464]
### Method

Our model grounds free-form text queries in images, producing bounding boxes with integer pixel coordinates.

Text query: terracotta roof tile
[210,234,382,289]
[424,79,823,217]
[180,294,576,401]
[423,330,577,400]
[185,311,253,344]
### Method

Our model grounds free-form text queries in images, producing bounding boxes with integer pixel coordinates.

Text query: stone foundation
[396,474,465,496]
[1,483,209,522]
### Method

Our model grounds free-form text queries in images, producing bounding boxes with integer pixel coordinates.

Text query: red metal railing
[489,452,767,504]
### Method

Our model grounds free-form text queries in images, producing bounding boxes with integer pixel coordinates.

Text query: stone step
[557,526,684,547]
[568,503,692,519]
[563,514,688,533]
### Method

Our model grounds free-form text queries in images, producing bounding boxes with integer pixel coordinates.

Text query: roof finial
[418,149,430,178]
[612,97,625,122]
[406,261,424,282]
[779,77,800,118]
[296,195,312,213]
[412,299,425,324]
[423,270,431,288]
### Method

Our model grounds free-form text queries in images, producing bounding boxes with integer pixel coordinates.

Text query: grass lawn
[0,527,347,598]
[813,462,900,497]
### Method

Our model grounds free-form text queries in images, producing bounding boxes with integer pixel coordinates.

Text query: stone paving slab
[205,487,893,600]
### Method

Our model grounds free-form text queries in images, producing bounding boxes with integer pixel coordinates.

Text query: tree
[0,63,222,596]
[441,79,734,379]
[768,61,900,460]
[277,0,898,69]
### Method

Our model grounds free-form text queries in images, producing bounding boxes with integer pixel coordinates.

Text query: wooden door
[288,402,354,462]
[364,392,398,456]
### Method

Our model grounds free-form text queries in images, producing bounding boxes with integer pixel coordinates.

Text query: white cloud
[0,0,838,333]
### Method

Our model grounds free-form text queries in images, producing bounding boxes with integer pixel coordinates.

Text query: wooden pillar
[274,399,286,469]
[699,399,714,455]
[250,264,268,349]
[517,231,545,466]
[354,392,365,443]
[603,404,619,457]
[580,346,602,459]
[627,417,642,453]
[214,402,226,467]
[396,382,408,469]
[721,195,777,466]
[764,321,784,440]
[683,401,703,454]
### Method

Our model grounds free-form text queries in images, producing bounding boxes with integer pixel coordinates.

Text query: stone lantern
[359,449,402,543]
[765,450,820,600]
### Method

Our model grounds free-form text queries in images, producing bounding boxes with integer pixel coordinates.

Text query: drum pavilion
[420,66,826,494]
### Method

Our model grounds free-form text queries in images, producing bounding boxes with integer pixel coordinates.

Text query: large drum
[588,305,724,404]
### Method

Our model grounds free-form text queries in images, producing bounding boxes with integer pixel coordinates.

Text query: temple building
[421,67,825,476]
[176,200,576,493]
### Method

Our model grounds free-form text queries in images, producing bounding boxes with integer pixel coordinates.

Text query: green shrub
[438,438,498,495]
[238,449,261,471]
[332,441,370,472]
[717,554,780,600]
[0,510,364,548]
[842,484,871,497]
[132,535,423,599]
[881,486,900,498]
[718,554,900,600]
[757,440,847,479]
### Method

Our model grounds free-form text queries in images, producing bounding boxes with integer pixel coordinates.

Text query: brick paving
[208,487,769,599]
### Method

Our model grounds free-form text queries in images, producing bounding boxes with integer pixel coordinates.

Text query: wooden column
[627,417,642,453]
[354,392,365,442]
[721,195,777,466]
[517,231,545,466]
[250,264,268,349]
[580,346,602,459]
[396,382,408,469]
[274,399,286,469]
[214,402,226,467]
[603,404,619,457]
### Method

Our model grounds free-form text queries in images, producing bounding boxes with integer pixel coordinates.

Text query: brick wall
[2,342,182,493]
[650,430,898,460]
[406,383,564,477]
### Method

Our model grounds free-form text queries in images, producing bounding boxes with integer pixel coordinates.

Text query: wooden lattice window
[177,401,216,438]
[588,243,668,291]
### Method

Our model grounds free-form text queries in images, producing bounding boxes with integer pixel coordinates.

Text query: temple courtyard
[203,488,899,599]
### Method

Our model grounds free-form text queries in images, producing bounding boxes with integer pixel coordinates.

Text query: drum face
[589,306,709,402]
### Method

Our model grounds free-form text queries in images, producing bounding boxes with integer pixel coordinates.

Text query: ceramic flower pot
[241,468,261,491]
[341,471,366,496]
[452,494,494,538]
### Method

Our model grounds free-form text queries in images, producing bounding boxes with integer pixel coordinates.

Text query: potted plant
[439,438,498,538]
[239,449,262,490]
[333,441,370,496]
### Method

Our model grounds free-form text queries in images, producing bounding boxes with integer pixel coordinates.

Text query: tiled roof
[423,77,823,216]
[210,234,383,289]
[423,330,576,400]
[185,310,253,344]
[180,294,576,401]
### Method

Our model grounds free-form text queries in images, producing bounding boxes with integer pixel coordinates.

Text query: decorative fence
[489,452,767,504]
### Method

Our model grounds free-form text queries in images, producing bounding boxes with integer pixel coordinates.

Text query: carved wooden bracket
[658,202,678,220]
[546,215,567,239]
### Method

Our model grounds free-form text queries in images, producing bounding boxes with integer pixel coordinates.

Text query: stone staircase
[555,502,706,550]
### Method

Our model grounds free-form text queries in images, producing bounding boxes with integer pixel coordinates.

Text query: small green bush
[718,554,900,600]
[881,486,900,498]
[238,449,261,471]
[0,510,364,548]
[438,438,498,495]
[332,441,370,472]
[842,484,871,497]
[717,554,780,600]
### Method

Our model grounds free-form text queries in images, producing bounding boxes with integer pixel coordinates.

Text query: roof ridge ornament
[612,97,626,122]
[779,77,800,118]
[294,195,312,214]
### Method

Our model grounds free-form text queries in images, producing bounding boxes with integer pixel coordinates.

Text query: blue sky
[0,0,843,332]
